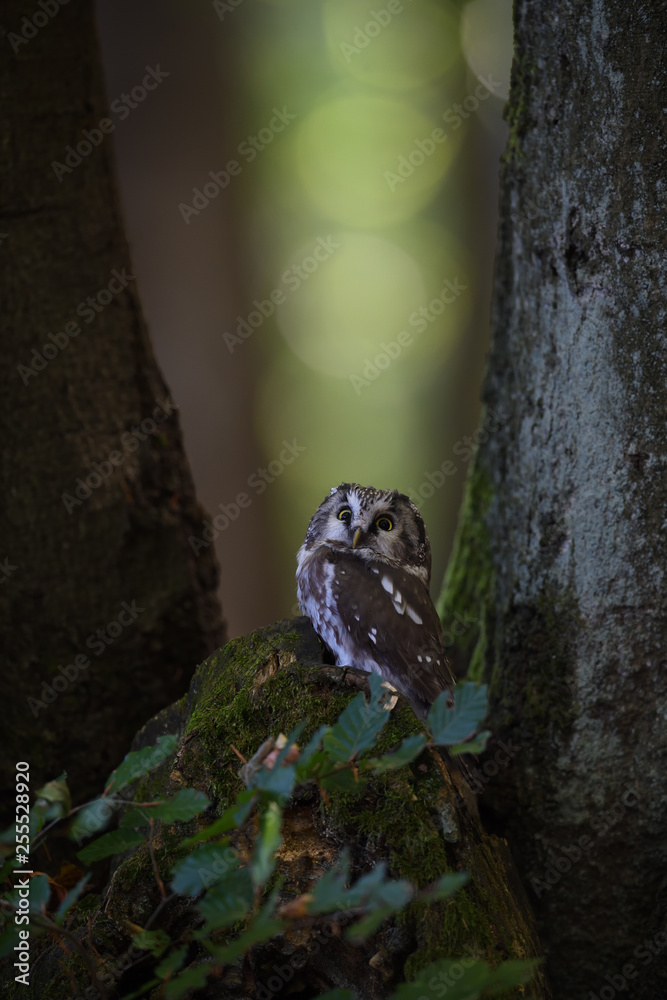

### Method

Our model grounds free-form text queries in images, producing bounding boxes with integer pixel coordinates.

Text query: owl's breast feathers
[296,541,454,719]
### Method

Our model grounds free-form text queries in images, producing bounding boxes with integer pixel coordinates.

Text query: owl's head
[302,483,431,582]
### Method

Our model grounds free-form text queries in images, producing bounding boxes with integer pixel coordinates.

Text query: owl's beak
[352,528,362,549]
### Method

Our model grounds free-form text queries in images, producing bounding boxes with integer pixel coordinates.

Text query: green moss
[437,457,494,682]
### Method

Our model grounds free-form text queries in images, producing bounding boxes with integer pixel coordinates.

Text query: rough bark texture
[440,2,667,998]
[2,620,552,999]
[0,0,224,816]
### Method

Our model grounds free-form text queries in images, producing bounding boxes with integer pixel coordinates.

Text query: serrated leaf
[346,904,396,941]
[163,964,213,1000]
[310,857,412,929]
[181,789,256,847]
[196,868,254,932]
[363,734,428,772]
[131,928,171,956]
[427,683,488,746]
[122,789,210,829]
[450,730,491,756]
[77,828,145,864]
[391,958,538,1000]
[205,887,282,963]
[323,674,390,763]
[155,945,187,979]
[252,801,281,889]
[105,734,179,795]
[296,724,331,774]
[170,841,238,896]
[54,873,91,923]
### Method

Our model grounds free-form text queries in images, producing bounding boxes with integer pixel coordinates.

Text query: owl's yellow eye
[376,515,393,531]
[338,508,352,523]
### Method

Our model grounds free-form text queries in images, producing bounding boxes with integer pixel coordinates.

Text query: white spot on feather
[381,575,393,594]
[407,605,423,624]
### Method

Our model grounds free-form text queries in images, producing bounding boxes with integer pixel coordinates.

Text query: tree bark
[440,2,667,997]
[0,0,224,816]
[2,619,551,999]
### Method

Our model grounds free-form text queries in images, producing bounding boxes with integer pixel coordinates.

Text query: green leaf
[77,828,145,864]
[320,768,365,793]
[131,928,171,956]
[323,673,390,763]
[181,789,256,847]
[121,789,210,828]
[309,857,413,929]
[450,730,491,756]
[205,887,282,963]
[0,923,23,959]
[308,853,350,913]
[427,683,488,746]
[163,963,214,1000]
[105,734,179,795]
[69,797,118,844]
[54,874,91,923]
[170,841,238,896]
[362,734,428,772]
[297,724,331,771]
[250,761,297,801]
[3,872,51,917]
[252,801,282,889]
[155,945,187,979]
[391,958,538,1000]
[28,873,51,913]
[295,749,332,781]
[196,868,254,932]
[421,872,469,901]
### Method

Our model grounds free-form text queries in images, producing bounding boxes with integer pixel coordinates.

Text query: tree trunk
[0,0,223,816]
[2,619,552,1000]
[440,2,667,997]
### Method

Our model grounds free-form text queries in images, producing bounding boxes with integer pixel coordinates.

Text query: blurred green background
[96,0,513,637]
